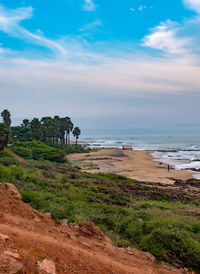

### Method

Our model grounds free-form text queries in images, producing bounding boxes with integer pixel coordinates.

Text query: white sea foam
[82,134,200,179]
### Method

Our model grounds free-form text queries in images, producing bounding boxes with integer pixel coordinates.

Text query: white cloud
[79,20,102,32]
[183,0,200,13]
[130,8,135,12]
[82,0,96,11]
[0,5,67,55]
[142,21,191,55]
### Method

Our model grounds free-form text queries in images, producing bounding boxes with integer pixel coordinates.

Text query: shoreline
[68,148,194,184]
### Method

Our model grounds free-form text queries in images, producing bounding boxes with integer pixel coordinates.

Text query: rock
[0,233,9,241]
[38,259,56,274]
[1,183,22,200]
[0,254,23,273]
[173,259,184,268]
[44,212,52,218]
[78,240,92,249]
[77,222,107,241]
[4,251,20,259]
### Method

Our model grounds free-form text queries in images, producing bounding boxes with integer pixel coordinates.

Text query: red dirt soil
[0,183,191,274]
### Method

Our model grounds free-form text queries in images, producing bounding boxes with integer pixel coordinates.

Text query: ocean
[80,131,200,179]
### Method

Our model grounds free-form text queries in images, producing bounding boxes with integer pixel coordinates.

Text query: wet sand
[67,148,193,184]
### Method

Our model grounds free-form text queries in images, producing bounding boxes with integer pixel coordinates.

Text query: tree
[1,109,11,127]
[0,123,10,151]
[66,117,73,145]
[11,126,31,141]
[21,119,30,128]
[30,118,42,141]
[72,127,81,146]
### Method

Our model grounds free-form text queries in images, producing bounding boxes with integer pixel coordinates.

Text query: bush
[10,141,65,162]
[10,146,32,159]
[21,191,47,210]
[50,204,67,220]
[65,145,92,154]
[0,151,20,166]
[0,164,24,182]
[10,166,24,180]
[141,228,200,270]
[0,164,12,182]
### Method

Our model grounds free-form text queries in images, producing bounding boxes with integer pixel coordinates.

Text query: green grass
[82,172,138,184]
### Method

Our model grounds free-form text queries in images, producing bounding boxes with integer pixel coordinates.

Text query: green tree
[72,127,81,146]
[58,118,66,146]
[30,118,42,141]
[66,117,73,145]
[21,119,30,128]
[53,116,60,146]
[41,117,55,145]
[1,109,11,127]
[11,126,31,141]
[0,123,10,151]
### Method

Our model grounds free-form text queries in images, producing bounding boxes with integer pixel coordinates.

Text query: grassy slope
[1,148,200,271]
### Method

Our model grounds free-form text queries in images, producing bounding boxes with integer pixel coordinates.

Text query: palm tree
[30,118,42,141]
[41,117,54,145]
[65,117,73,145]
[21,119,30,128]
[72,127,81,146]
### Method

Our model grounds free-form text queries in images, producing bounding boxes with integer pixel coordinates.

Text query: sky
[0,0,200,134]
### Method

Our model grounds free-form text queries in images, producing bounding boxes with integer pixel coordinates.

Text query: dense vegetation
[12,116,81,147]
[0,109,82,152]
[10,141,66,162]
[0,150,200,271]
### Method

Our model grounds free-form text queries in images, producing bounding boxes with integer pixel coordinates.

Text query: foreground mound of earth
[0,183,190,273]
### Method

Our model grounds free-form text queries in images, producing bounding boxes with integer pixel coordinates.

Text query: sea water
[80,131,200,179]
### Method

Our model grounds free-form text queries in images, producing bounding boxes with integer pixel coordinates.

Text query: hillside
[1,144,200,272]
[0,183,189,274]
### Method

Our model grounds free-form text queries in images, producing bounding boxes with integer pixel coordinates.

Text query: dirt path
[0,183,187,273]
[68,149,193,184]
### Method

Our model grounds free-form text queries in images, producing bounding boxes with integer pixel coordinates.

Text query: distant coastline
[80,135,200,180]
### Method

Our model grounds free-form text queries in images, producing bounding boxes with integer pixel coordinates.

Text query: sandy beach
[68,148,193,184]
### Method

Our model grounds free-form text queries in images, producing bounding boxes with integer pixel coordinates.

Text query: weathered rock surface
[1,183,22,200]
[0,233,9,241]
[77,222,108,241]
[38,259,56,274]
[0,254,23,274]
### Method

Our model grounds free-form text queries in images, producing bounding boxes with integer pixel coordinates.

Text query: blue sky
[0,0,200,134]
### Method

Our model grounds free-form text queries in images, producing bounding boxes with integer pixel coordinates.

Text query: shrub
[0,151,20,166]
[10,141,65,162]
[65,145,91,154]
[50,204,67,220]
[0,164,11,182]
[141,228,200,270]
[10,166,24,180]
[21,191,47,210]
[10,146,32,159]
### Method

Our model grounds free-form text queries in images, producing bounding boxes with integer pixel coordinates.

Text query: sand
[68,148,193,184]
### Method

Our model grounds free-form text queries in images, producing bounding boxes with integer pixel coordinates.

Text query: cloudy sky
[0,0,200,134]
